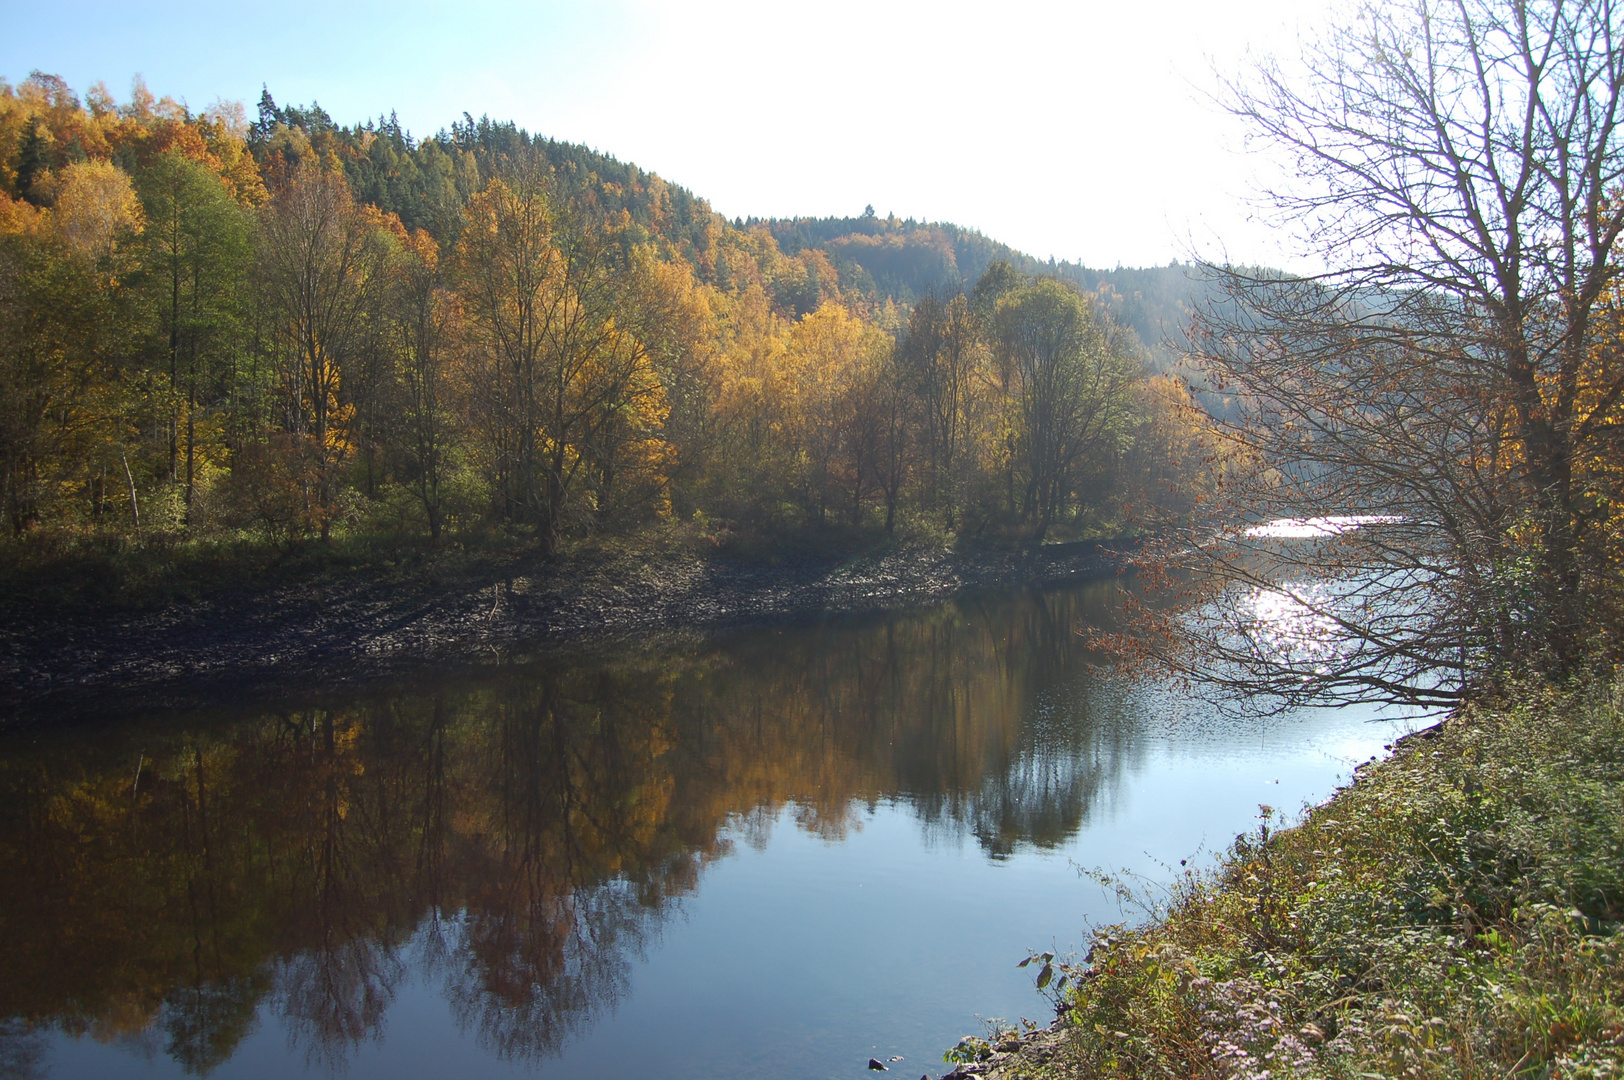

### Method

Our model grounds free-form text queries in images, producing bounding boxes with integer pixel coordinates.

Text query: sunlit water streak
[1244,515,1404,538]
[1244,583,1346,667]
[1228,516,1417,678]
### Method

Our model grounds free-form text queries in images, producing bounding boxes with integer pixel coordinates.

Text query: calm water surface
[0,580,1413,1079]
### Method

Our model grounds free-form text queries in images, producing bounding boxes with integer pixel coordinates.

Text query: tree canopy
[0,71,1223,565]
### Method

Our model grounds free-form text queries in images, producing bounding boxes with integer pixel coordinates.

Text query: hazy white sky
[2,0,1334,269]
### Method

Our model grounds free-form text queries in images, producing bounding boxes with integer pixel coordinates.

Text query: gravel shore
[0,540,1131,724]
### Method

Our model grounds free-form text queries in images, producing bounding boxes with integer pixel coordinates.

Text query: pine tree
[15,118,50,205]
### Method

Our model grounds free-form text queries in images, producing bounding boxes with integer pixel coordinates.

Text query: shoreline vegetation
[939,683,1624,1079]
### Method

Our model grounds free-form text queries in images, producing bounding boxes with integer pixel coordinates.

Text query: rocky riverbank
[0,539,1130,723]
[936,1023,1070,1078]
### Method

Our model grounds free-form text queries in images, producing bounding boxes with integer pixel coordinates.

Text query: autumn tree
[453,167,559,529]
[255,160,391,539]
[1112,374,1227,528]
[703,285,795,523]
[622,249,720,519]
[780,305,889,526]
[897,292,985,529]
[847,341,910,532]
[387,228,457,541]
[454,164,668,549]
[1149,0,1624,707]
[0,160,145,533]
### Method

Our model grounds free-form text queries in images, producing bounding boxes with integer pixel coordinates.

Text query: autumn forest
[0,72,1220,571]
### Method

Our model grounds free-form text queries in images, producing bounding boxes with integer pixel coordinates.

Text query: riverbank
[0,537,1130,723]
[939,682,1624,1079]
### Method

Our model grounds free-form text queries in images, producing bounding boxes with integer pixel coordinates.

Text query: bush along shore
[938,682,1624,1079]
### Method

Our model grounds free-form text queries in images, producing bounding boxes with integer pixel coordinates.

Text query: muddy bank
[0,540,1130,724]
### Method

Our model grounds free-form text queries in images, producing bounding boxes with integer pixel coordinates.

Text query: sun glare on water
[1245,584,1343,663]
[1244,515,1403,538]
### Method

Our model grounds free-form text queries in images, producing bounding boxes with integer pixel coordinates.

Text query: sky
[1,0,1335,270]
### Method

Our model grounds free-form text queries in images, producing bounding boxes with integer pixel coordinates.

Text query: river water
[0,578,1413,1079]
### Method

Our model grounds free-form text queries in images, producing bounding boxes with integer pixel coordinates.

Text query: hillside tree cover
[0,73,1223,566]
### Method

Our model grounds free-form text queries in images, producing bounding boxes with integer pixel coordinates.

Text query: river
[0,577,1413,1079]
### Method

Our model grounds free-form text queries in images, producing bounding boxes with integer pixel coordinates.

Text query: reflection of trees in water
[962,680,1144,858]
[447,884,644,1062]
[0,579,1145,1072]
[269,710,410,1071]
[440,681,699,1064]
[274,939,402,1071]
[886,585,1147,857]
[0,1019,49,1080]
[159,976,265,1075]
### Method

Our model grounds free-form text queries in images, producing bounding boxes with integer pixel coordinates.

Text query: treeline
[0,73,1220,556]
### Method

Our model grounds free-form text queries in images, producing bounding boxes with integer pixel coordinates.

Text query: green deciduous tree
[137,149,252,525]
[993,277,1140,539]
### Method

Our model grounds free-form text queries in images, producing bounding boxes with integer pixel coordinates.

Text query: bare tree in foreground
[1134,0,1624,709]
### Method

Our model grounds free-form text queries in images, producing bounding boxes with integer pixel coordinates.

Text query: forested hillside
[0,72,1224,578]
[759,212,1204,368]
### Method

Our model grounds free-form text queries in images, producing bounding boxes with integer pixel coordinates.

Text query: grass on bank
[0,522,532,612]
[0,519,860,613]
[0,502,1125,615]
[976,683,1624,1079]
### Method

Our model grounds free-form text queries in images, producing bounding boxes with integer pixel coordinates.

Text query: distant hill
[757,213,1210,370]
[254,94,1215,366]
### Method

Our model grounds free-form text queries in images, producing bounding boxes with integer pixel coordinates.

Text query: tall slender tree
[256,161,389,539]
[993,278,1138,539]
[138,149,251,524]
